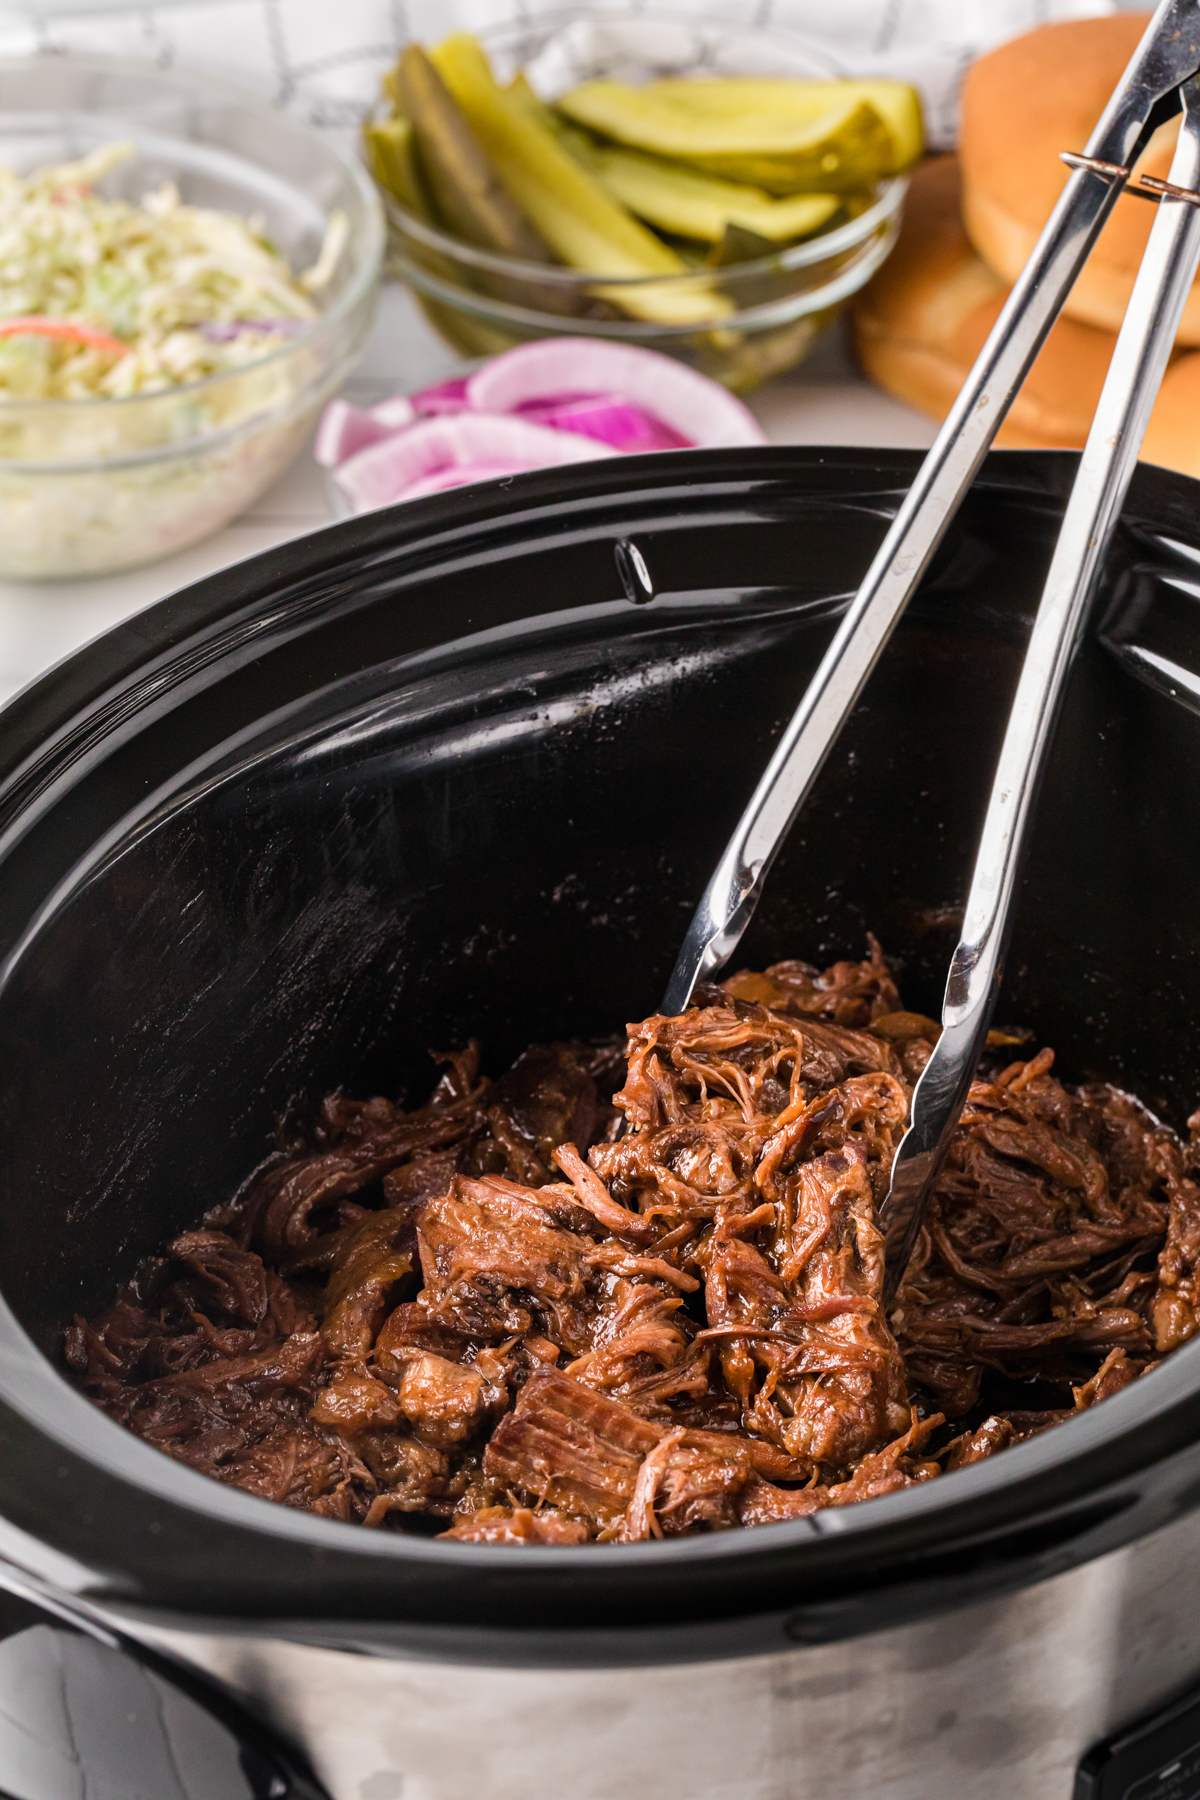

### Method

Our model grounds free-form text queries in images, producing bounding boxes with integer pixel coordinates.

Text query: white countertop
[0,284,938,707]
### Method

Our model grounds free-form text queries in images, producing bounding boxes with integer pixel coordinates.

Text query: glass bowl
[0,54,384,580]
[377,11,907,392]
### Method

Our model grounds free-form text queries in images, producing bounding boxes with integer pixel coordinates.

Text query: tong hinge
[1060,149,1200,207]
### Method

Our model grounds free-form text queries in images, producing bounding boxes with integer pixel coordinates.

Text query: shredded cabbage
[0,142,344,401]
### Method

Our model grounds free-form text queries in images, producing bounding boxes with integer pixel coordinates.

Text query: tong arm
[662,0,1200,1016]
[879,74,1200,1304]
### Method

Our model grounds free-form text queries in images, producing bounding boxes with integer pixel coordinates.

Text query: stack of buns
[851,14,1200,477]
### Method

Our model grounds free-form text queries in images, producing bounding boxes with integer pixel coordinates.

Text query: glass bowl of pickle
[364,12,920,391]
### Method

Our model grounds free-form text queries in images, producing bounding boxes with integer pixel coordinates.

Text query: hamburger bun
[958,15,1200,343]
[851,153,1200,474]
[852,156,1117,447]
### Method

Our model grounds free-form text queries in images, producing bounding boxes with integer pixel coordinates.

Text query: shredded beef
[66,939,1200,1542]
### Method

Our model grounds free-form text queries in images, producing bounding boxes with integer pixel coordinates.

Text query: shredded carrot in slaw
[0,317,130,357]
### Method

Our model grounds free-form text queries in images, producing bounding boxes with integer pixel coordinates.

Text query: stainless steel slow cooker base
[124,1500,1200,1800]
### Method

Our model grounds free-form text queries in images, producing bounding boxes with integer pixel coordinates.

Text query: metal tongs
[662,0,1200,1302]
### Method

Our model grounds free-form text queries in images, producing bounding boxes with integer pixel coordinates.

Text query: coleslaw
[0,142,343,402]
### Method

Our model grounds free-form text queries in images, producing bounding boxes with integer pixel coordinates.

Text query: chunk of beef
[360,1435,460,1524]
[236,1049,493,1267]
[161,1230,272,1327]
[441,1505,591,1544]
[723,935,901,1027]
[567,1279,696,1405]
[894,1055,1171,1410]
[706,1141,911,1476]
[618,1428,754,1539]
[1074,1347,1144,1407]
[483,1369,662,1526]
[1149,1130,1200,1350]
[415,1174,596,1349]
[309,1372,403,1435]
[613,1002,898,1140]
[737,1411,942,1524]
[943,1415,1021,1470]
[321,1211,414,1363]
[467,1043,614,1184]
[112,1329,325,1413]
[393,1352,491,1449]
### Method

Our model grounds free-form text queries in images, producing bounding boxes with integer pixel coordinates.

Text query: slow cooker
[0,448,1199,1800]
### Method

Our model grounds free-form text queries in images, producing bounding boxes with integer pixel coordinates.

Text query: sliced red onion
[318,339,764,501]
[409,376,471,416]
[315,397,415,468]
[515,392,692,451]
[333,412,617,514]
[465,339,765,448]
[370,394,422,428]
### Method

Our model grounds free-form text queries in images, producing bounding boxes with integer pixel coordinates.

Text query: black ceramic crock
[2,450,1200,1800]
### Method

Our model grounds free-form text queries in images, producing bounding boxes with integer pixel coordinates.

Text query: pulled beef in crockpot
[65,940,1200,1542]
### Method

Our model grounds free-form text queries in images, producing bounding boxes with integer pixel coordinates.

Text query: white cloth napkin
[0,0,1115,145]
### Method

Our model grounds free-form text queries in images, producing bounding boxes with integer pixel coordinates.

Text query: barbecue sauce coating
[65,942,1200,1541]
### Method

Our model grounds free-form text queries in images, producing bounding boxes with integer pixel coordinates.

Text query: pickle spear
[429,34,729,325]
[710,221,778,267]
[506,71,562,135]
[363,111,525,356]
[363,114,433,217]
[557,79,897,193]
[393,45,553,263]
[636,78,924,176]
[583,143,840,244]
